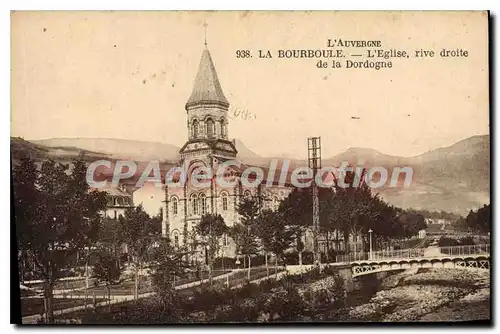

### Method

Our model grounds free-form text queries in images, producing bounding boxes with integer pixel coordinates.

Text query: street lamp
[368,229,373,260]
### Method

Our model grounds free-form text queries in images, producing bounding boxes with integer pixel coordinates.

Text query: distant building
[425,218,451,225]
[101,184,134,219]
[418,229,426,239]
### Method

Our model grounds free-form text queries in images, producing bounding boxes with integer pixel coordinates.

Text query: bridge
[286,244,490,279]
[346,244,490,277]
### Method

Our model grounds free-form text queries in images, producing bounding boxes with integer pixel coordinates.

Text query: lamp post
[368,229,373,260]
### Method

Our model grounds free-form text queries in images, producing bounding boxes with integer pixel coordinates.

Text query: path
[21,270,235,324]
[423,245,443,258]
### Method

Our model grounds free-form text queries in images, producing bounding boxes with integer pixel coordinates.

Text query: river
[333,268,490,322]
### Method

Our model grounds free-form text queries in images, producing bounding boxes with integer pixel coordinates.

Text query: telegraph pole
[308,137,322,268]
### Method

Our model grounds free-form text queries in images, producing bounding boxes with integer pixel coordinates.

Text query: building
[102,184,134,219]
[162,45,292,257]
[161,44,366,260]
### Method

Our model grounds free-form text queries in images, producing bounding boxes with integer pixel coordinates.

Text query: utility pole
[308,137,322,268]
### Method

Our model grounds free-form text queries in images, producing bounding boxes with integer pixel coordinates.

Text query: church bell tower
[179,46,238,163]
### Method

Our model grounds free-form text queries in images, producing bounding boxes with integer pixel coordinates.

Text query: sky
[11,11,489,159]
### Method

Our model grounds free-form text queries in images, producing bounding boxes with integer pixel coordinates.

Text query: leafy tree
[255,209,296,277]
[93,249,122,311]
[98,217,125,261]
[148,213,163,236]
[397,210,427,238]
[149,238,192,313]
[330,168,383,252]
[279,168,408,256]
[12,155,39,282]
[12,155,107,323]
[119,205,156,299]
[194,214,227,285]
[231,196,261,280]
[279,187,334,261]
[465,204,491,233]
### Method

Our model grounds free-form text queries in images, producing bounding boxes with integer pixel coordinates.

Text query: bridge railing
[334,248,425,263]
[439,244,490,256]
[333,244,490,264]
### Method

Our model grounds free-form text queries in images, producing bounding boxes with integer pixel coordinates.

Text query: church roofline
[186,47,229,109]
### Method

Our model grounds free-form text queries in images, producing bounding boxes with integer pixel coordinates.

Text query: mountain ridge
[12,135,490,215]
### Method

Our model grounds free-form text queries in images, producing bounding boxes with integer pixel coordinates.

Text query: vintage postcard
[11,11,490,324]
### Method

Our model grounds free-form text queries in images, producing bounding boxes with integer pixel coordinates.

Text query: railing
[332,244,490,264]
[334,248,426,263]
[439,244,490,256]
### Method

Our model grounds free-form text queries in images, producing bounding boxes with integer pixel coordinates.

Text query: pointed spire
[186,47,229,109]
[203,22,208,47]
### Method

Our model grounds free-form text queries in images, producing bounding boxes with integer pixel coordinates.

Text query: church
[162,45,293,258]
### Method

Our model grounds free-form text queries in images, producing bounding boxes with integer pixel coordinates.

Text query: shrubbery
[438,236,476,247]
[459,236,475,246]
[80,266,348,323]
[437,237,460,247]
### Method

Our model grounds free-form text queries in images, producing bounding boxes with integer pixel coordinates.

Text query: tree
[119,205,156,299]
[148,213,163,236]
[279,168,407,257]
[194,214,227,285]
[12,155,107,323]
[93,249,122,311]
[327,168,409,253]
[149,237,192,314]
[98,217,125,261]
[231,196,261,281]
[280,186,337,260]
[255,209,296,277]
[397,210,427,238]
[465,204,491,233]
[12,155,39,283]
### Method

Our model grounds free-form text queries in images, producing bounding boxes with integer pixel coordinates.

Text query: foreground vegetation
[58,266,345,323]
[14,153,490,323]
[54,267,490,324]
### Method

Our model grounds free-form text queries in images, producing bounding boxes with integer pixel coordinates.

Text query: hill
[31,138,179,163]
[11,135,490,215]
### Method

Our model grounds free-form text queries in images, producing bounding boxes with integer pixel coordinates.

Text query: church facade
[161,46,292,258]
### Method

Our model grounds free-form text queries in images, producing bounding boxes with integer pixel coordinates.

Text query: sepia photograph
[10,10,491,324]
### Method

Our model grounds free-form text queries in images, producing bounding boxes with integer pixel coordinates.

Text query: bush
[437,236,460,247]
[82,264,348,323]
[459,236,475,246]
[283,251,314,265]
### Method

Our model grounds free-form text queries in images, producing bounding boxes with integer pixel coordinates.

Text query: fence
[439,244,490,256]
[334,248,426,263]
[332,244,490,264]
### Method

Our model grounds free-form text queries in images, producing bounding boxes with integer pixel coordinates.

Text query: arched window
[199,193,207,215]
[206,118,215,138]
[172,231,179,248]
[171,197,178,215]
[220,119,226,138]
[221,192,228,211]
[192,119,199,138]
[191,194,198,215]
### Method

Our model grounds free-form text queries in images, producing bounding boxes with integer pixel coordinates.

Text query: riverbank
[344,268,490,322]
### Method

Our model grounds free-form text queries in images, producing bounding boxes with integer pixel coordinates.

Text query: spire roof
[186,47,229,109]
